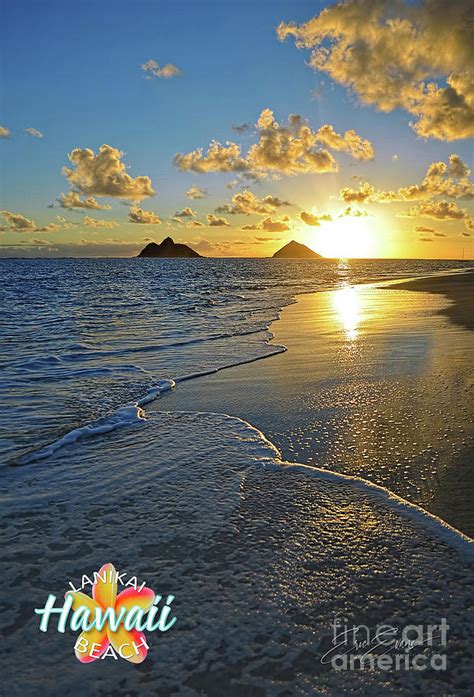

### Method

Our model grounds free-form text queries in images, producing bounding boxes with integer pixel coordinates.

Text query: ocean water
[1,410,473,695]
[2,257,474,695]
[1,257,471,465]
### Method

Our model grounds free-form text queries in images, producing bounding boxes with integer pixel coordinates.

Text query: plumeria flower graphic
[66,563,155,664]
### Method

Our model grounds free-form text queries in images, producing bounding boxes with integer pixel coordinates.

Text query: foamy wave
[20,379,175,464]
[20,405,147,464]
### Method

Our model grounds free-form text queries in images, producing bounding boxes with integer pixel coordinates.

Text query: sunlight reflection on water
[332,285,362,340]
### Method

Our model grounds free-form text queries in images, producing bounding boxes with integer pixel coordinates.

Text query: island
[137,237,202,258]
[272,240,323,259]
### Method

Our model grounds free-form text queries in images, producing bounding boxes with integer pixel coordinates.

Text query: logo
[34,563,176,663]
[321,617,449,672]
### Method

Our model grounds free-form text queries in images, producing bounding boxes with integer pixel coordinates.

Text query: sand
[158,271,474,536]
[2,411,473,696]
[382,270,474,330]
[2,272,473,695]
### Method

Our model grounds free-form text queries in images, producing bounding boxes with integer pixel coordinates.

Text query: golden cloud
[339,206,370,217]
[242,217,291,232]
[175,141,249,174]
[186,185,208,199]
[402,200,474,230]
[340,182,376,204]
[128,206,161,224]
[340,155,473,203]
[141,59,182,79]
[1,211,36,231]
[83,216,118,228]
[63,145,155,201]
[277,0,474,141]
[217,190,292,215]
[300,210,332,226]
[174,207,195,218]
[1,210,61,232]
[59,191,112,210]
[0,125,10,138]
[206,213,230,227]
[403,200,467,220]
[174,108,372,178]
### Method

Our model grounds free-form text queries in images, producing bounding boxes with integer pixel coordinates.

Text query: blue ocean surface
[0,257,471,464]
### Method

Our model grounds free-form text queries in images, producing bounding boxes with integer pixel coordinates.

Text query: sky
[0,0,473,259]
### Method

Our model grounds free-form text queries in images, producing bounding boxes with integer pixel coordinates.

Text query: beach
[1,267,473,696]
[159,270,474,536]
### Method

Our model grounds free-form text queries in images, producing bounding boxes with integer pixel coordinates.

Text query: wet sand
[159,272,474,536]
[382,270,474,330]
[2,411,473,696]
[2,272,473,695]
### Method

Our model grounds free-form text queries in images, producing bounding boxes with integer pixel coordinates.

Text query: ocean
[1,257,474,695]
[1,257,470,466]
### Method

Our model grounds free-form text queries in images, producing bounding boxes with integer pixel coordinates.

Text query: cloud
[0,125,10,138]
[174,207,195,218]
[83,216,118,228]
[395,155,473,201]
[186,220,205,227]
[419,237,433,242]
[403,200,468,220]
[186,185,207,199]
[254,236,280,242]
[206,213,230,227]
[216,190,292,215]
[313,124,374,160]
[300,210,332,226]
[415,225,448,238]
[58,191,112,210]
[1,210,62,232]
[1,211,36,231]
[340,182,376,204]
[242,217,291,232]
[141,59,182,79]
[25,128,43,138]
[175,141,249,174]
[339,206,370,217]
[128,206,161,224]
[174,108,372,178]
[402,200,474,231]
[277,0,474,141]
[190,237,239,256]
[36,224,61,232]
[63,144,155,201]
[340,155,474,203]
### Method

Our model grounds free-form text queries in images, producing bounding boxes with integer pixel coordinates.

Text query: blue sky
[0,0,473,258]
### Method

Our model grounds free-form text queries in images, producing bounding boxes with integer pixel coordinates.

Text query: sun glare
[305,217,379,259]
[332,285,361,340]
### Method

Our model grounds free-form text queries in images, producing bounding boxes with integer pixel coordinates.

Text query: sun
[303,216,379,258]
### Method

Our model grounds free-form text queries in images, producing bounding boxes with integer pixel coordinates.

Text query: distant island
[272,240,323,259]
[138,237,202,258]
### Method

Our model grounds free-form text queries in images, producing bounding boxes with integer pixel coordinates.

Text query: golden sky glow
[0,0,472,259]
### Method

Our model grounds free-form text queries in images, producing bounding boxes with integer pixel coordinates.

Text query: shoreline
[158,269,474,536]
[380,269,474,330]
[3,269,474,695]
